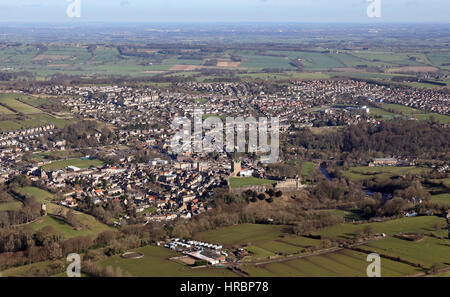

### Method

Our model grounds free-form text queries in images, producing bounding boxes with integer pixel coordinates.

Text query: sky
[0,0,449,23]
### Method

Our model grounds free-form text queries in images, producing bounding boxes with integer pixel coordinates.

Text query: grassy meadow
[240,249,422,277]
[312,216,446,240]
[41,158,104,170]
[342,166,431,181]
[229,177,277,188]
[101,245,237,277]
[193,224,322,259]
[12,186,112,239]
[0,93,72,131]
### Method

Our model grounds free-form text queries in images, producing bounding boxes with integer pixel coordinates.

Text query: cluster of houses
[0,79,447,227]
[23,154,237,223]
[13,80,447,163]
[0,125,55,148]
[288,80,449,117]
[0,148,21,183]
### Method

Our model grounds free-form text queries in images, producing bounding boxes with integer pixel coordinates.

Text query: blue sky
[0,0,449,23]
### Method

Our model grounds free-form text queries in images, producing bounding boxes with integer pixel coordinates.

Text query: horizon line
[0,21,449,25]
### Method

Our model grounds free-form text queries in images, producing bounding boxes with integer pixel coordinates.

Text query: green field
[0,104,15,114]
[0,114,72,132]
[343,166,431,181]
[439,178,450,187]
[350,51,427,66]
[369,107,401,120]
[41,158,104,170]
[14,95,52,107]
[358,236,449,269]
[194,224,321,258]
[238,52,296,70]
[243,246,277,261]
[236,71,331,81]
[16,187,54,203]
[301,162,316,183]
[0,200,23,211]
[282,51,346,70]
[32,150,83,162]
[313,216,446,240]
[194,224,288,246]
[1,44,449,87]
[427,177,450,206]
[383,104,450,124]
[28,212,112,239]
[0,260,63,277]
[432,193,450,207]
[14,186,112,238]
[435,271,450,277]
[0,93,72,131]
[229,177,277,188]
[55,218,450,276]
[240,249,422,277]
[0,187,52,211]
[4,187,53,210]
[322,209,363,221]
[0,94,42,114]
[101,245,237,277]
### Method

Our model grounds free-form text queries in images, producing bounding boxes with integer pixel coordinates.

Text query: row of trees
[291,119,450,159]
[0,219,169,273]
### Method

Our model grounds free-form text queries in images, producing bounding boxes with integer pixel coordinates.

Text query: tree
[95,230,119,247]
[194,260,208,266]
[382,197,411,216]
[433,223,441,231]
[363,225,374,236]
[22,152,33,163]
[0,188,12,202]
[45,242,63,260]
[257,193,266,201]
[321,239,332,249]
[428,263,443,275]
[35,225,63,247]
[354,229,364,239]
[360,198,378,217]
[62,236,93,254]
[266,189,275,197]
[65,209,81,229]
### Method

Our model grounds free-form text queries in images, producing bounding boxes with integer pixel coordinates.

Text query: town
[0,78,449,227]
[0,19,449,280]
